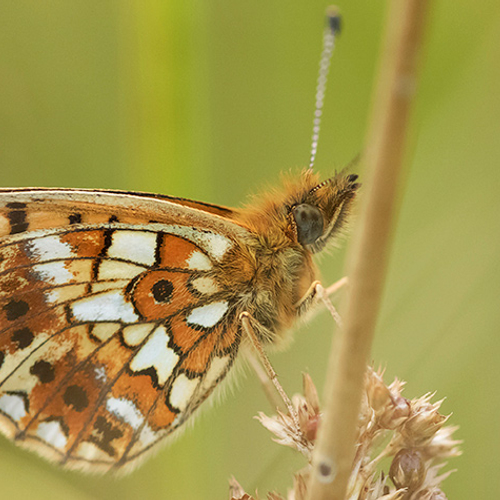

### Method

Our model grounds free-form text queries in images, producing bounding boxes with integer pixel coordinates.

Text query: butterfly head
[238,169,359,255]
[286,170,360,254]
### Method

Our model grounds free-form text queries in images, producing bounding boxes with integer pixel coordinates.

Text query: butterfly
[0,169,358,473]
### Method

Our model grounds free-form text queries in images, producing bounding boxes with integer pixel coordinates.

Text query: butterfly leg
[295,277,347,327]
[246,351,287,413]
[240,311,301,431]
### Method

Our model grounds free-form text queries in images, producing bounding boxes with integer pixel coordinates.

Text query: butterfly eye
[292,203,324,246]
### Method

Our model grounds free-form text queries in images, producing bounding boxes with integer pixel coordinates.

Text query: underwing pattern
[0,170,358,472]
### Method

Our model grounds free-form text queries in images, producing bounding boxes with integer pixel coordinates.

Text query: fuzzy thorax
[222,169,359,345]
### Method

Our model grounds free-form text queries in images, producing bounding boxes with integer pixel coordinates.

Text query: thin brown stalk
[306,1,430,499]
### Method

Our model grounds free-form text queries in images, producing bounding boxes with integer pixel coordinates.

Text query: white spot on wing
[137,425,160,448]
[72,290,139,323]
[106,397,144,430]
[33,261,74,285]
[164,226,232,261]
[201,355,231,390]
[37,420,68,449]
[170,374,199,411]
[91,323,121,342]
[130,325,179,385]
[198,231,232,260]
[94,366,107,382]
[98,260,146,280]
[75,441,114,462]
[28,235,73,262]
[187,301,228,328]
[0,393,27,421]
[190,276,218,294]
[107,230,156,266]
[186,251,212,271]
[45,284,86,305]
[122,323,155,347]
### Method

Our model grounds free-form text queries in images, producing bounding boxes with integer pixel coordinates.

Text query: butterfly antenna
[308,6,342,171]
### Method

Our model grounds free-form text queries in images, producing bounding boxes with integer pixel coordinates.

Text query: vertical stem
[307,1,430,499]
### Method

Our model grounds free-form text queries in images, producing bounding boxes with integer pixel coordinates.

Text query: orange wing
[0,190,247,472]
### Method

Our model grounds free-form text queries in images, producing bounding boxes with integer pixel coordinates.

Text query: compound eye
[292,204,324,245]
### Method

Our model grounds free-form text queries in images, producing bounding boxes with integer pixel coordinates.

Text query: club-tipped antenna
[308,6,342,171]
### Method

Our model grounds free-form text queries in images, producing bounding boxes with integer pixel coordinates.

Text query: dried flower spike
[256,373,323,458]
[389,448,426,490]
[238,367,460,500]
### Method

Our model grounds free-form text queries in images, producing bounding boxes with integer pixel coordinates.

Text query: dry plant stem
[307,1,430,499]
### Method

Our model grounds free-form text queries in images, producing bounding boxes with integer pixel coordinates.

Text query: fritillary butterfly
[0,171,358,472]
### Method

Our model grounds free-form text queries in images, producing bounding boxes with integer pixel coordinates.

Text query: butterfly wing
[0,190,247,472]
[0,188,239,236]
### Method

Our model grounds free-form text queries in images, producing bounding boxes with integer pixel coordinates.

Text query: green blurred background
[0,1,499,498]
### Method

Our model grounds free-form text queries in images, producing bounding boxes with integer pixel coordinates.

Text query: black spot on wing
[99,229,114,258]
[11,327,34,349]
[6,202,28,234]
[3,299,30,321]
[90,227,115,286]
[151,279,173,303]
[154,231,164,267]
[5,202,26,209]
[90,416,123,457]
[64,303,74,324]
[63,385,89,412]
[30,360,55,384]
[69,213,82,224]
